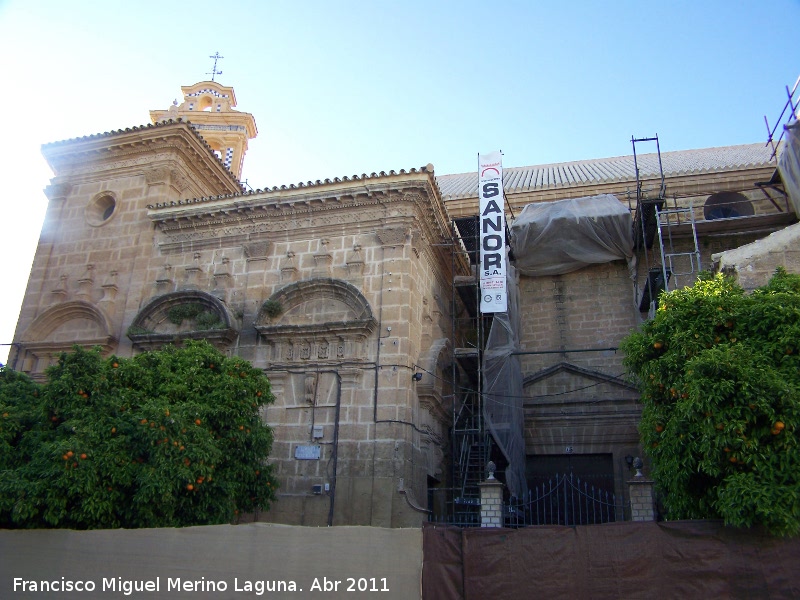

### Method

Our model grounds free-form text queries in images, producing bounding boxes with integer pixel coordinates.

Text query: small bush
[261,300,283,319]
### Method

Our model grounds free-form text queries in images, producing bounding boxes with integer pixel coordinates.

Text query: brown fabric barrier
[0,524,422,599]
[423,520,800,599]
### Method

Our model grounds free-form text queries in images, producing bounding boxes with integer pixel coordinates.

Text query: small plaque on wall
[295,445,321,460]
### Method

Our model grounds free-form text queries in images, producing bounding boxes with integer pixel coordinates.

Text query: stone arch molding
[255,278,377,363]
[127,290,237,351]
[415,337,453,481]
[18,301,116,375]
[416,338,454,424]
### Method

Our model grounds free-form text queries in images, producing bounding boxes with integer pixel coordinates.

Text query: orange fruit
[655,425,664,433]
[186,484,194,491]
[774,421,785,431]
[195,419,202,426]
[66,451,74,458]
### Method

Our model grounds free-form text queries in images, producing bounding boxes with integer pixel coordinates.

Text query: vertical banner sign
[479,151,507,313]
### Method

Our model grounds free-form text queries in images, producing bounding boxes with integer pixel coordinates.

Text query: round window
[86,193,116,226]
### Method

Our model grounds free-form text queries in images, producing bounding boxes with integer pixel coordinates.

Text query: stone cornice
[147,169,452,248]
[147,165,439,212]
[41,119,242,193]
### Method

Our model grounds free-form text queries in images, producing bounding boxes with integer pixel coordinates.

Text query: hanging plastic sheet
[510,194,635,277]
[482,264,527,500]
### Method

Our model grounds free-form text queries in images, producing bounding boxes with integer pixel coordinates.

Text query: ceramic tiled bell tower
[150,81,257,179]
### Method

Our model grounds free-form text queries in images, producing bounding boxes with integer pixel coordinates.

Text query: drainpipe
[327,370,342,527]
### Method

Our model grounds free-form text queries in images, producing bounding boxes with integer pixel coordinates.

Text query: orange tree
[620,269,800,536]
[0,340,277,529]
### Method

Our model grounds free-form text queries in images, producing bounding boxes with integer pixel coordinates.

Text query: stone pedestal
[628,476,655,521]
[478,478,505,528]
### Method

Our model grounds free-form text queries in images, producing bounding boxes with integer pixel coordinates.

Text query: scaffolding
[433,123,796,525]
[434,207,527,526]
[443,215,490,525]
[631,135,701,316]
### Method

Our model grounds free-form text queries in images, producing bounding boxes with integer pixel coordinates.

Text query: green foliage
[621,269,800,536]
[126,325,153,336]
[194,310,224,330]
[166,302,205,325]
[261,300,283,319]
[0,340,277,530]
[165,303,224,331]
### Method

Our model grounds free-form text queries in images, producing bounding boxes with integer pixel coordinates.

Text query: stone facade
[9,86,456,528]
[9,81,799,524]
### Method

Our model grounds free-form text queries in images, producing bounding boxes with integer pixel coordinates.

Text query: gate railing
[505,473,628,528]
[429,473,630,528]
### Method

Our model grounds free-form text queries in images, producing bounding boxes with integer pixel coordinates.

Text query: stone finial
[487,461,496,480]
[633,456,644,478]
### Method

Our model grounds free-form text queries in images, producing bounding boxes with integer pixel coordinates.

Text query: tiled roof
[435,143,776,200]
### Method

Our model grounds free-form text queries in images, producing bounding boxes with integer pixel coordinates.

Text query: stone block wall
[713,222,800,290]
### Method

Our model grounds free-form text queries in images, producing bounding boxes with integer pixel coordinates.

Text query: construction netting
[509,194,635,277]
[481,195,638,500]
[482,264,527,500]
[778,120,800,217]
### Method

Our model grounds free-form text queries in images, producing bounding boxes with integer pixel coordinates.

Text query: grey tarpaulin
[778,120,800,217]
[482,265,526,500]
[510,194,635,277]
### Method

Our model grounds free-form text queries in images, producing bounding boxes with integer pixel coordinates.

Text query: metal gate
[505,472,626,527]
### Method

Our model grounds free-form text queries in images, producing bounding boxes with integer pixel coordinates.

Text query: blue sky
[0,0,798,362]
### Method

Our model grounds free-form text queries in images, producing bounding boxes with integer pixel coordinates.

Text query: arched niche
[255,278,377,363]
[127,290,237,351]
[17,301,116,377]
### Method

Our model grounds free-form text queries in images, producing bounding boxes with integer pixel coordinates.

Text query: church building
[8,80,799,527]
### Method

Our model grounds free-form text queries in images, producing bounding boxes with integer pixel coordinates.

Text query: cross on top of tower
[207,52,224,82]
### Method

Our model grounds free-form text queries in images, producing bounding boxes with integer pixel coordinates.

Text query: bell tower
[150,81,257,180]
